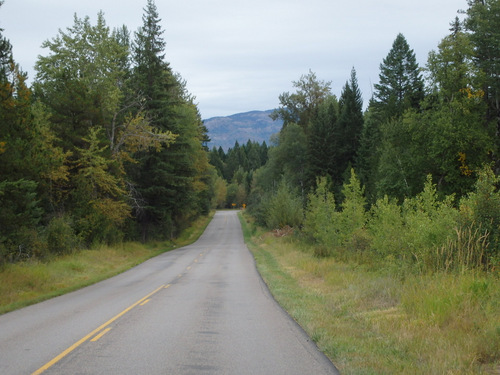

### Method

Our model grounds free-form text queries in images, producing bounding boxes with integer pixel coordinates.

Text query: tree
[271,123,309,194]
[271,70,332,130]
[307,96,338,185]
[35,13,129,149]
[356,106,383,204]
[465,0,500,168]
[427,17,476,103]
[72,127,131,244]
[373,33,425,119]
[335,67,364,180]
[129,0,212,240]
[0,10,45,258]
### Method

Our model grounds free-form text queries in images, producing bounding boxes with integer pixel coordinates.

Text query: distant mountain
[204,110,283,151]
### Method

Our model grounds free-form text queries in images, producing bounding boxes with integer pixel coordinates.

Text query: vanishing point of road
[0,210,339,374]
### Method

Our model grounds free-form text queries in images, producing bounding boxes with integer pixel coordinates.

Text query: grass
[0,212,214,315]
[239,212,500,374]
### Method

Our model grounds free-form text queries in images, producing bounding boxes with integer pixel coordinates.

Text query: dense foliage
[242,0,500,272]
[0,0,215,261]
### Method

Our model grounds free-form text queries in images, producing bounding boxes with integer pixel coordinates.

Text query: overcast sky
[1,0,465,119]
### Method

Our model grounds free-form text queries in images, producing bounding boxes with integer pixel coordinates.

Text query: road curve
[0,210,339,374]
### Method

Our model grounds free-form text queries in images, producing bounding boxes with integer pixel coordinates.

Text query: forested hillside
[0,0,214,261]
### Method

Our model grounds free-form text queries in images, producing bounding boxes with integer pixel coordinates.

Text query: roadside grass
[239,212,500,375]
[0,212,214,315]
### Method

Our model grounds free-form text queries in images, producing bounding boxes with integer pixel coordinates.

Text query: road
[0,210,339,374]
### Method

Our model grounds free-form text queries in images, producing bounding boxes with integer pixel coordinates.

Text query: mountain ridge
[204,109,282,151]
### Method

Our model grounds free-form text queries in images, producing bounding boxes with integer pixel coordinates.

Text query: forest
[0,0,214,261]
[1,0,500,274]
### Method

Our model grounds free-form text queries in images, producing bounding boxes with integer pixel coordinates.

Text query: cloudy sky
[1,0,465,119]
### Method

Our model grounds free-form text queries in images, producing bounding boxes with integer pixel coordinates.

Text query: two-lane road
[0,210,339,374]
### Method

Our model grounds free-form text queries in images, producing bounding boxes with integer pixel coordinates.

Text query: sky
[1,0,466,119]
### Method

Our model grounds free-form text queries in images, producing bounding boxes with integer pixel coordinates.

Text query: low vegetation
[240,212,500,374]
[0,212,213,315]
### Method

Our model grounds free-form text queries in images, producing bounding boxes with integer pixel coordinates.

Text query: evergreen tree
[129,0,211,240]
[209,146,225,177]
[373,33,425,119]
[0,10,43,258]
[465,0,500,167]
[307,96,338,186]
[356,105,382,204]
[336,67,364,180]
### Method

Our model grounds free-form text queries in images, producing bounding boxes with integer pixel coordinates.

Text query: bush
[46,215,80,255]
[338,169,368,249]
[303,177,339,250]
[459,166,500,267]
[402,175,458,271]
[266,180,303,229]
[368,195,405,259]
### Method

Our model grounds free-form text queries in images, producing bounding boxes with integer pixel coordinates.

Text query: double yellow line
[32,284,166,375]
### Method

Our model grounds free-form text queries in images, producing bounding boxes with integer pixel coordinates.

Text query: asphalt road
[0,210,339,374]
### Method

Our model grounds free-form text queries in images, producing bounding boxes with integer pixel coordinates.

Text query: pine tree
[307,96,338,186]
[336,68,364,179]
[465,0,500,166]
[373,33,425,119]
[129,0,211,240]
[0,11,43,258]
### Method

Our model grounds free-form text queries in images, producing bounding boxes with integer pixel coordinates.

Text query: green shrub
[338,169,368,249]
[368,195,405,259]
[266,180,303,229]
[303,177,340,253]
[459,166,500,267]
[47,216,79,255]
[401,175,458,271]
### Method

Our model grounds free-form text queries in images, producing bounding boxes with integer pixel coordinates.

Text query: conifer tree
[130,0,211,240]
[307,97,338,186]
[465,0,500,165]
[373,33,424,119]
[336,68,364,179]
[0,9,43,258]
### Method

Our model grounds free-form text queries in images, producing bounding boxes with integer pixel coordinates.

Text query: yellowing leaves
[110,112,177,164]
[458,152,474,176]
[91,198,131,225]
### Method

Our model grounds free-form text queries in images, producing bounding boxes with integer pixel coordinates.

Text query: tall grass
[240,212,500,374]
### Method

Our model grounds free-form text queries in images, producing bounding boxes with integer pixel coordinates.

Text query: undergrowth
[240,212,500,374]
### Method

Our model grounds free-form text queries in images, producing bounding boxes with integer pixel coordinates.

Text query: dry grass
[240,213,500,374]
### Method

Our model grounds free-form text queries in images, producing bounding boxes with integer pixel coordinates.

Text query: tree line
[0,0,215,261]
[236,0,500,270]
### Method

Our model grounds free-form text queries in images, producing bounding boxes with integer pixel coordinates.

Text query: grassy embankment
[0,212,214,315]
[239,212,500,375]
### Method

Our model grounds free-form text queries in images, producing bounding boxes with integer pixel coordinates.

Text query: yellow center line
[139,299,151,306]
[90,328,111,342]
[32,284,165,375]
[186,266,191,270]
